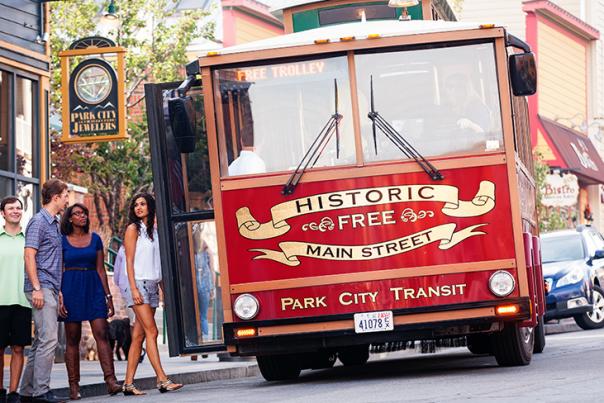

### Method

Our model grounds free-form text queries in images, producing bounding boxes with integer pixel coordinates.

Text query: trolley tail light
[235,327,257,338]
[496,304,519,315]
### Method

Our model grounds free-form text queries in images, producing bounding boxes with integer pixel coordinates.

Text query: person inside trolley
[227,92,266,176]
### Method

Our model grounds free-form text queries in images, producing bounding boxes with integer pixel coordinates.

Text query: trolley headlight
[489,270,516,297]
[233,294,259,320]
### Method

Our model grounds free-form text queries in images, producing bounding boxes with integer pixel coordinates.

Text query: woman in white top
[122,193,183,395]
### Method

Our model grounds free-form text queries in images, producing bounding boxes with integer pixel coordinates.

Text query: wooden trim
[39,76,49,182]
[230,259,516,293]
[45,3,50,57]
[58,46,126,57]
[495,37,529,296]
[220,153,506,191]
[0,56,49,77]
[283,9,294,34]
[212,69,229,175]
[422,0,433,20]
[60,56,70,141]
[347,51,364,167]
[199,28,505,67]
[202,67,234,323]
[116,51,127,140]
[257,307,495,336]
[0,39,50,63]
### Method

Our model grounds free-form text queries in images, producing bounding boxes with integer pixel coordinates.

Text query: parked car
[541,226,604,329]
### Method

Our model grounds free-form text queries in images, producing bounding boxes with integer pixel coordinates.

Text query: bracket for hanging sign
[59,36,127,144]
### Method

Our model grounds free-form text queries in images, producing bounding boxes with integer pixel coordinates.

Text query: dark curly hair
[61,203,90,235]
[128,192,156,240]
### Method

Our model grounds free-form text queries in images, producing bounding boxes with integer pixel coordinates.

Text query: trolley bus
[145,0,544,381]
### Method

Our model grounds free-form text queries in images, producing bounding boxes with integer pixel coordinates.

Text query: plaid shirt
[24,208,63,293]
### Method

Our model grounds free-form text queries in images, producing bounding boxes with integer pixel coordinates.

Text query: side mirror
[594,250,604,260]
[168,96,196,153]
[509,52,537,96]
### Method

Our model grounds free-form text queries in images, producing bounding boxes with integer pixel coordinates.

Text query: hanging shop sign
[542,173,579,207]
[59,37,127,143]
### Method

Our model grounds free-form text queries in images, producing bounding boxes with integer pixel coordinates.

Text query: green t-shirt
[0,227,30,307]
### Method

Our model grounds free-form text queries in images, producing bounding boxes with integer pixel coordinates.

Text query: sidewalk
[48,344,258,399]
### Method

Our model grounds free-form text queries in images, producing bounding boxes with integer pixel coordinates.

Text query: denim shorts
[124,280,160,308]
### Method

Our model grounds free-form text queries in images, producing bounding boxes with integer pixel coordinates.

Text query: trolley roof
[201,20,500,59]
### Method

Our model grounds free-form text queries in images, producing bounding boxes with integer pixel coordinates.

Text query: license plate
[354,311,394,334]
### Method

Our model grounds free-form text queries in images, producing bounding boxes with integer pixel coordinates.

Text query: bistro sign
[59,37,127,143]
[541,173,579,207]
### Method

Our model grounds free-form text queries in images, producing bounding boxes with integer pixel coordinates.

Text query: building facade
[0,0,50,224]
[460,0,604,230]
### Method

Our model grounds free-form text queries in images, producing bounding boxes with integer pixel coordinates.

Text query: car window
[541,234,585,263]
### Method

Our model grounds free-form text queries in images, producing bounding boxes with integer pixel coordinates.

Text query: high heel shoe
[157,379,183,393]
[122,383,146,396]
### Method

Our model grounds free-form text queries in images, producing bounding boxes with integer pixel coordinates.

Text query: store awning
[539,115,604,184]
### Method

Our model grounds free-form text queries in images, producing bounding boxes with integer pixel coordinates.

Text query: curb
[52,365,260,399]
[544,321,582,335]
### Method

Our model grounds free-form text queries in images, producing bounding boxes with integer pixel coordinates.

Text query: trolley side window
[355,42,503,162]
[214,56,355,177]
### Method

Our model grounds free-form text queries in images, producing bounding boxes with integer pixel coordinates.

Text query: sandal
[122,383,146,396]
[157,379,183,393]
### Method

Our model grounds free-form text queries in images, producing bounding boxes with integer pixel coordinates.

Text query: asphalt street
[82,327,604,403]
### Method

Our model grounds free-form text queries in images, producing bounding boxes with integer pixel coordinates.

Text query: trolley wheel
[466,334,492,355]
[533,315,546,353]
[338,344,370,366]
[492,322,534,366]
[257,354,301,381]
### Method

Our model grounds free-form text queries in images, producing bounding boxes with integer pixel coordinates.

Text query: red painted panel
[233,269,519,321]
[221,164,515,284]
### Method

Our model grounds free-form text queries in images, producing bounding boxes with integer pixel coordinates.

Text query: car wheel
[574,285,604,330]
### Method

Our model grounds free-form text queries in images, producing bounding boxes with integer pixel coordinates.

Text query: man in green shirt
[0,196,32,403]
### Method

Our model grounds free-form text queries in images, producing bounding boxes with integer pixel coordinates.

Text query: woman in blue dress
[59,203,121,399]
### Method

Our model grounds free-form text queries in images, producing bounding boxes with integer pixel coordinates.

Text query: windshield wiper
[367,75,444,181]
[282,79,342,195]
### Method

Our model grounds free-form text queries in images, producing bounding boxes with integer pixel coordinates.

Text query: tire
[257,354,301,381]
[533,316,546,354]
[492,322,534,366]
[338,344,370,366]
[467,334,492,355]
[574,285,604,330]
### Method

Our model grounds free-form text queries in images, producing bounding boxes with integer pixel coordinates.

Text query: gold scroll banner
[236,181,495,240]
[250,223,487,267]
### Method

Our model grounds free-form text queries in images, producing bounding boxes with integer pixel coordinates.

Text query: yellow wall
[235,17,279,44]
[537,20,587,129]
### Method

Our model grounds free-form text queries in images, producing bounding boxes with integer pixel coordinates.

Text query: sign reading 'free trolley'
[221,166,516,284]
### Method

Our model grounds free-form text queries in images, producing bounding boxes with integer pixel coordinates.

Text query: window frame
[213,38,506,183]
[0,64,41,213]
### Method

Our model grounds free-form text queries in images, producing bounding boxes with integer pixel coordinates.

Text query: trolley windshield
[214,42,503,178]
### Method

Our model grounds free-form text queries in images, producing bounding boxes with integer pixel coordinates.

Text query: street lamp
[102,0,118,22]
[388,0,420,21]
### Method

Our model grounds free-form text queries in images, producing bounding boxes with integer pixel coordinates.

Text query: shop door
[145,81,225,355]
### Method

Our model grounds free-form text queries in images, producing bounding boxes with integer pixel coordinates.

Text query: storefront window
[214,56,355,176]
[355,43,503,162]
[0,67,40,221]
[0,70,11,172]
[15,77,35,178]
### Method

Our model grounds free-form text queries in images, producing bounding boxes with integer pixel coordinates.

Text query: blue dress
[60,233,108,322]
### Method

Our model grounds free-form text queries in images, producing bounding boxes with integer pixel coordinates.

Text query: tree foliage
[49,0,213,238]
